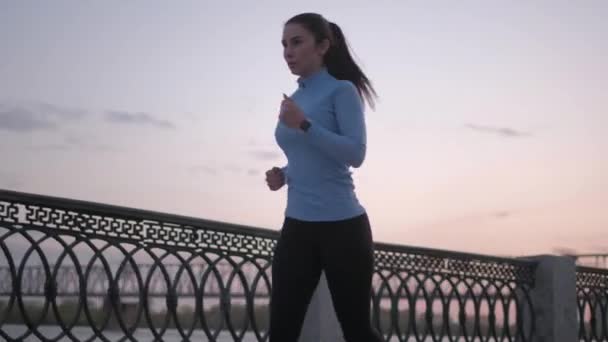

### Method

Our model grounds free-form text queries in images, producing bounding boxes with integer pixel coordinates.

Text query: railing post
[299,271,344,342]
[525,255,577,342]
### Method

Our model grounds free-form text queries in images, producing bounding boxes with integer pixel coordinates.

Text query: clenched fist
[265,167,285,191]
[278,94,305,129]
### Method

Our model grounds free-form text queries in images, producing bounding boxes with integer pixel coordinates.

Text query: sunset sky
[1,1,606,257]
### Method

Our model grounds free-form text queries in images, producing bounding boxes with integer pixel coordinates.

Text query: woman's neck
[299,65,325,79]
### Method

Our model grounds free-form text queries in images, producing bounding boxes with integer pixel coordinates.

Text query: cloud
[0,102,86,132]
[35,102,86,120]
[188,165,218,176]
[105,110,175,129]
[1,102,176,132]
[64,135,86,146]
[0,108,55,132]
[493,211,511,219]
[26,134,118,153]
[189,164,262,177]
[224,164,243,174]
[63,135,117,152]
[248,149,281,161]
[415,208,516,231]
[26,144,71,151]
[553,246,579,256]
[465,123,530,137]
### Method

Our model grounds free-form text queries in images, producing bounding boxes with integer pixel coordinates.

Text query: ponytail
[325,22,377,109]
[285,13,378,109]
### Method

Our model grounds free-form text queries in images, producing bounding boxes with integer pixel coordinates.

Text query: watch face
[300,120,311,131]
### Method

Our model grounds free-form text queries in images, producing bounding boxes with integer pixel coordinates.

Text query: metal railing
[0,189,538,341]
[371,243,536,340]
[577,266,608,341]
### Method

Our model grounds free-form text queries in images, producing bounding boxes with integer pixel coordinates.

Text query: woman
[265,12,382,342]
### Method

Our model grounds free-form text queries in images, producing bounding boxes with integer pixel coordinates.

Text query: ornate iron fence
[372,243,536,341]
[0,189,537,341]
[577,266,608,341]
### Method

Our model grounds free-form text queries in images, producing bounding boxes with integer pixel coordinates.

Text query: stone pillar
[523,255,577,342]
[299,272,344,342]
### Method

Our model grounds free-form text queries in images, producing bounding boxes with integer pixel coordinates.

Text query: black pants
[269,213,383,342]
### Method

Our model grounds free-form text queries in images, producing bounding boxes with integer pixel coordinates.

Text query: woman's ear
[318,38,331,57]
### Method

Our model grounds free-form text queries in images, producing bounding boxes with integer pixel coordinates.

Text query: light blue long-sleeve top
[274,67,367,222]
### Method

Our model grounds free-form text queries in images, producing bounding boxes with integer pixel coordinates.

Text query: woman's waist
[287,177,355,193]
[284,194,365,221]
[287,182,358,202]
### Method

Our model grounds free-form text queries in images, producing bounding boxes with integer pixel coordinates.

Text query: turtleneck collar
[297,67,330,88]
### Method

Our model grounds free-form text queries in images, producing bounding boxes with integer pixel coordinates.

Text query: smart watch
[299,119,311,132]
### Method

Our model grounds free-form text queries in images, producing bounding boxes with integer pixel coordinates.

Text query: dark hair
[285,13,377,109]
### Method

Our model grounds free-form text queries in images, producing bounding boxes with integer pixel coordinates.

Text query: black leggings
[269,213,383,342]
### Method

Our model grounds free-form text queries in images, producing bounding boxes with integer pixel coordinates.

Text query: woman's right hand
[265,167,285,191]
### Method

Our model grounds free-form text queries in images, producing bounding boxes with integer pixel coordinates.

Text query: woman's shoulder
[327,80,361,106]
[326,78,357,96]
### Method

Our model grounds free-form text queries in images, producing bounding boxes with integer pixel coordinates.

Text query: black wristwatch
[299,119,311,132]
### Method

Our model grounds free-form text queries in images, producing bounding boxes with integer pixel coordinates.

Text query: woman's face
[282,23,329,77]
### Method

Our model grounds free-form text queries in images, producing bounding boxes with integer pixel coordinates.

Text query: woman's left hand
[279,94,306,129]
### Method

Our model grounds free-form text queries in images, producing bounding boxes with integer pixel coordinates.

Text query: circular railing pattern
[577,266,608,341]
[1,189,538,341]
